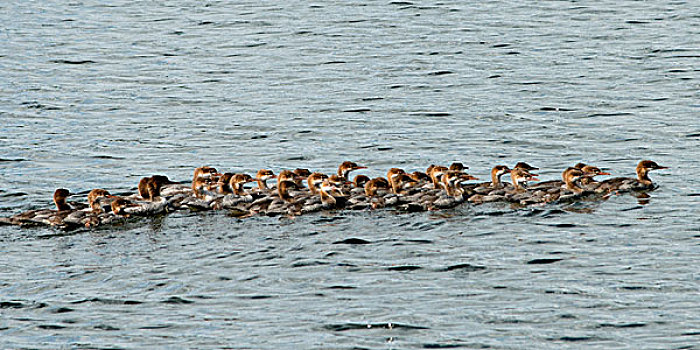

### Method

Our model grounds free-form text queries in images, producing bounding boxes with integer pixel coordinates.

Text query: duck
[219,174,257,212]
[111,195,168,216]
[139,175,177,198]
[468,166,514,203]
[277,178,299,203]
[350,175,371,197]
[353,174,370,188]
[509,168,539,193]
[596,160,667,193]
[577,165,611,189]
[318,178,348,209]
[255,169,277,190]
[472,165,511,194]
[53,188,76,211]
[276,170,305,202]
[87,188,115,213]
[307,172,329,195]
[441,171,479,197]
[216,173,235,194]
[514,162,539,172]
[386,168,407,193]
[409,171,431,184]
[193,166,220,181]
[364,177,390,197]
[561,167,586,194]
[338,161,367,181]
[502,168,541,204]
[4,189,78,227]
[428,166,449,189]
[293,168,311,188]
[449,162,468,172]
[230,173,257,196]
[526,163,607,192]
[392,173,419,195]
[191,176,219,200]
[61,189,118,228]
[327,175,350,194]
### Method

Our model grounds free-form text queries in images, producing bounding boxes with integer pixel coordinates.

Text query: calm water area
[0,1,698,348]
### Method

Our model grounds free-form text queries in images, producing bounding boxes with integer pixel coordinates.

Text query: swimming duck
[230,173,256,196]
[596,160,667,193]
[386,168,407,193]
[428,166,449,189]
[449,162,468,172]
[307,172,329,195]
[111,196,168,216]
[87,189,115,213]
[277,178,299,203]
[510,168,539,193]
[514,162,539,172]
[338,161,367,181]
[3,189,78,227]
[255,169,277,190]
[353,174,371,188]
[441,171,479,197]
[364,177,390,197]
[472,165,512,195]
[319,178,347,209]
[293,168,311,188]
[409,171,431,184]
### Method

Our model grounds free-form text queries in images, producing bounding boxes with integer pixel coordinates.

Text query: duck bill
[598,172,611,176]
[655,166,668,170]
[354,166,368,170]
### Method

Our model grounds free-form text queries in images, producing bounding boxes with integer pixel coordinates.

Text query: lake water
[1,0,698,348]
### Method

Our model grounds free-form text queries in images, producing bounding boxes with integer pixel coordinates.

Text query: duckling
[220,174,257,211]
[193,166,220,185]
[353,174,371,189]
[351,175,371,197]
[277,178,299,203]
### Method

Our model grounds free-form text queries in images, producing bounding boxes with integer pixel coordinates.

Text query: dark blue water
[1,1,698,348]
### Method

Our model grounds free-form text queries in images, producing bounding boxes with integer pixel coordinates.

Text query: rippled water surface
[1,0,699,348]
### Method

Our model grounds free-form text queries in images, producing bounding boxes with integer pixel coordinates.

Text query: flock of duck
[0,160,667,229]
